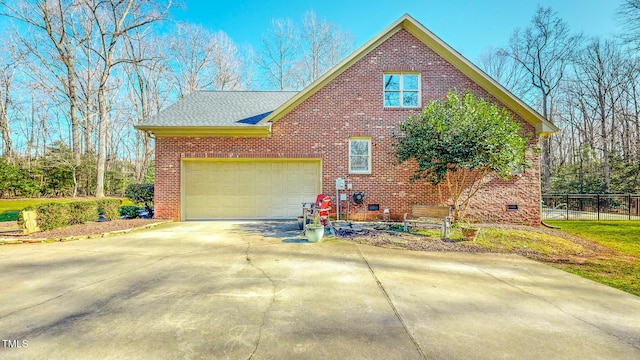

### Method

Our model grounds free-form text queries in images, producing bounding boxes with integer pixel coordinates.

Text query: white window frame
[348,137,372,174]
[383,72,421,108]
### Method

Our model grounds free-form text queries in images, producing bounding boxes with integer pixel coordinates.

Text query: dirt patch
[0,221,18,231]
[1,219,160,240]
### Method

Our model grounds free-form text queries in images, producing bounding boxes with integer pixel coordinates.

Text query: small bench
[403,205,452,237]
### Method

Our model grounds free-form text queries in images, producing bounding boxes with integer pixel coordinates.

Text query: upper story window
[383,73,420,108]
[349,137,371,174]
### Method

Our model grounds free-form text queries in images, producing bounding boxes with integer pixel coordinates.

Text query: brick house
[136,14,558,225]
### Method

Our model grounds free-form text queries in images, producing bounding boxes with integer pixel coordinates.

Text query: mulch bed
[338,227,489,253]
[0,219,160,240]
[335,222,615,260]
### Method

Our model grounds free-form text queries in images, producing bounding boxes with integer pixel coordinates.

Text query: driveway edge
[0,221,172,245]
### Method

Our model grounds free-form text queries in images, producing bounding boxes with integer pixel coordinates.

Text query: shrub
[119,205,142,219]
[0,159,40,198]
[97,199,122,221]
[69,201,98,225]
[35,202,71,231]
[125,184,154,216]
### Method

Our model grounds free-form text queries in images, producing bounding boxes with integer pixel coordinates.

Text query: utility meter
[335,178,345,190]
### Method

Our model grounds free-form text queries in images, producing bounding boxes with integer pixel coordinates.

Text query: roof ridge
[135,91,297,130]
[257,13,558,136]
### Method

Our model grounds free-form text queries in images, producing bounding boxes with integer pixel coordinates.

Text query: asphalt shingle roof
[138,91,298,127]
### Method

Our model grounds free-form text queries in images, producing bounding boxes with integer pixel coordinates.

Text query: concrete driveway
[0,221,639,359]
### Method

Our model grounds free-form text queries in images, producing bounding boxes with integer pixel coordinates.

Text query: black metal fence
[542,194,640,220]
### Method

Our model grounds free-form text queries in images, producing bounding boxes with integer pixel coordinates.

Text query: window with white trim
[383,73,420,108]
[349,138,371,174]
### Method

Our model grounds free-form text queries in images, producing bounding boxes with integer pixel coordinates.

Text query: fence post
[597,194,600,221]
[630,194,632,221]
[566,194,569,220]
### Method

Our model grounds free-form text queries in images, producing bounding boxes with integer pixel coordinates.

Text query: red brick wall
[154,29,542,225]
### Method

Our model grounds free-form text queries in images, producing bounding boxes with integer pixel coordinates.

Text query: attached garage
[181,159,321,220]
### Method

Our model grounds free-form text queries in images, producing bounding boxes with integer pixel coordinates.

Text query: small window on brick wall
[349,137,371,174]
[384,73,420,108]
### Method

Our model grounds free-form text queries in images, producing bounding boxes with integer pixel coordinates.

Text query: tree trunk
[0,78,13,161]
[597,75,610,193]
[632,83,640,161]
[541,92,551,193]
[68,76,81,197]
[0,110,11,160]
[95,99,107,196]
[95,75,109,197]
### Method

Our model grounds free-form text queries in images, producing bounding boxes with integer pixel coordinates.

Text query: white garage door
[182,159,321,220]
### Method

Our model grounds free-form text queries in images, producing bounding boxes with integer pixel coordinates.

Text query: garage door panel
[286,208,300,218]
[303,184,318,193]
[183,160,321,220]
[270,197,285,207]
[287,196,304,207]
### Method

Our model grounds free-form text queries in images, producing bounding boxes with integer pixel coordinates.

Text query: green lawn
[0,198,131,222]
[542,221,640,296]
[545,220,640,256]
[410,222,640,296]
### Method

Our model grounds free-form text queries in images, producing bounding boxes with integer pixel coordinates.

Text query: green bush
[17,206,35,227]
[119,205,141,219]
[125,184,154,216]
[97,199,121,221]
[68,201,98,225]
[35,202,71,231]
[0,159,40,198]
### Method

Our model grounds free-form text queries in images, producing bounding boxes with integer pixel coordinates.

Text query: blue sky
[172,0,624,63]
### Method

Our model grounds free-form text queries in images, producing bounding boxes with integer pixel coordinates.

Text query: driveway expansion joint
[471,261,640,350]
[356,244,428,360]
[242,235,277,359]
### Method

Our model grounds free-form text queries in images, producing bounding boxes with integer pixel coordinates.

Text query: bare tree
[298,10,353,86]
[79,0,171,197]
[211,31,243,90]
[163,23,246,96]
[165,22,216,96]
[627,61,640,161]
[477,46,531,100]
[240,45,256,90]
[574,38,629,192]
[0,34,23,161]
[256,18,300,90]
[0,0,87,177]
[75,16,101,156]
[618,0,640,51]
[504,6,582,192]
[123,29,169,182]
